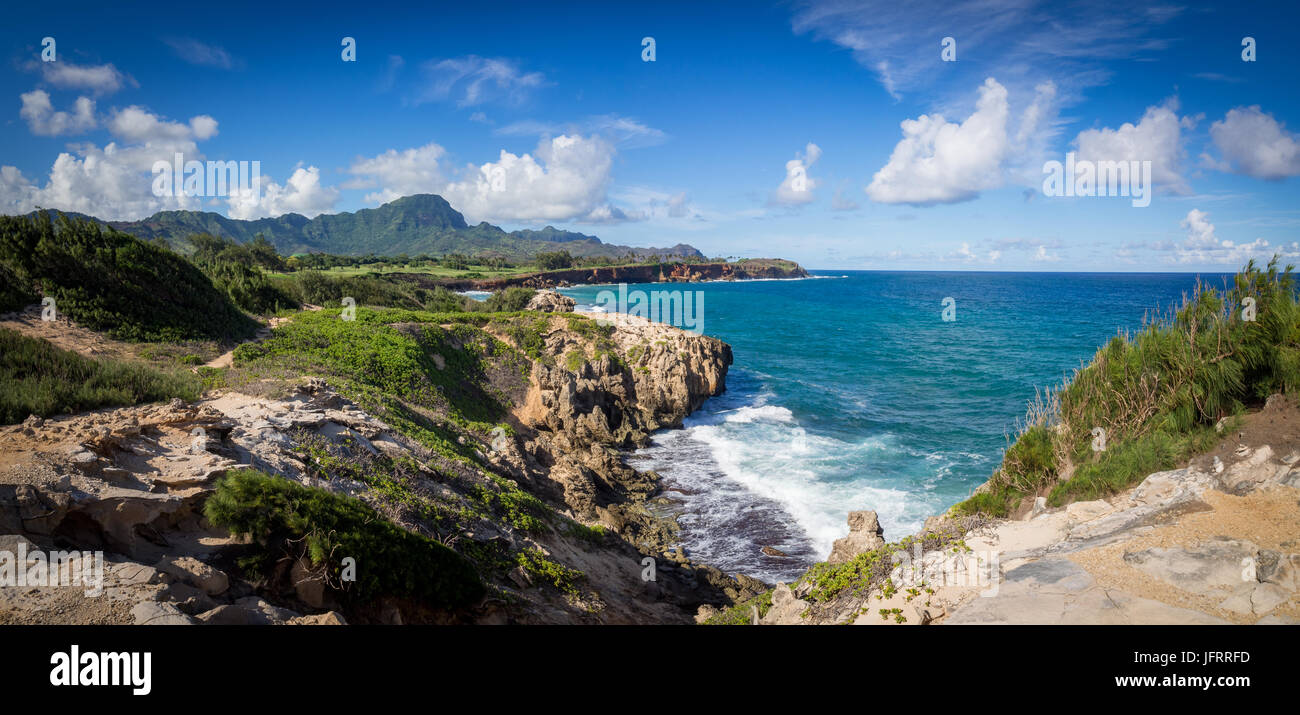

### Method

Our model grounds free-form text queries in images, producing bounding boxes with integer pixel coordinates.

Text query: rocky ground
[0,294,764,624]
[760,395,1300,625]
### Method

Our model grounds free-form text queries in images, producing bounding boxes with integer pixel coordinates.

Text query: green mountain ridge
[22,194,704,261]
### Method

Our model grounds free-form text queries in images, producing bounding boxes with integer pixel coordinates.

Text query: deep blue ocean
[559,271,1230,582]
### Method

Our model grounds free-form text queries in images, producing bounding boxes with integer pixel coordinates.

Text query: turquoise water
[560,271,1229,582]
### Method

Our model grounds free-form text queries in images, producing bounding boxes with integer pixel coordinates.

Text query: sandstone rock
[760,583,808,625]
[155,556,229,596]
[287,611,348,625]
[827,510,885,564]
[525,290,576,313]
[1028,496,1048,519]
[132,601,195,625]
[1123,539,1258,596]
[1065,499,1114,523]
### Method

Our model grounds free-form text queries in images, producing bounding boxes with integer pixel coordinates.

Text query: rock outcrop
[524,290,575,313]
[0,306,743,625]
[764,438,1300,626]
[827,510,885,564]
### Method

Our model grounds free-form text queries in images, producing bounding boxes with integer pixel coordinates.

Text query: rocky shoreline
[404,259,809,292]
[0,295,766,624]
[755,395,1300,626]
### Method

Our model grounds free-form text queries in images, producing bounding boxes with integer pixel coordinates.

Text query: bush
[0,213,258,342]
[203,469,484,607]
[0,328,200,424]
[479,287,536,312]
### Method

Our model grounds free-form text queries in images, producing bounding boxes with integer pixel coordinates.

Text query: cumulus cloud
[164,38,241,69]
[1073,98,1191,194]
[1160,208,1281,265]
[20,90,96,136]
[32,61,133,95]
[344,143,448,204]
[442,134,615,222]
[107,106,218,143]
[866,78,1010,205]
[2,105,234,220]
[772,143,822,206]
[416,56,545,106]
[227,166,339,220]
[346,134,622,224]
[1207,106,1300,180]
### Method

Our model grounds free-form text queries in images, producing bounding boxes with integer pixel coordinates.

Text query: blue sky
[3,0,1299,271]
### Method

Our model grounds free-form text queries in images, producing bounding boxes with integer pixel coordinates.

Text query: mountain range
[29,194,704,261]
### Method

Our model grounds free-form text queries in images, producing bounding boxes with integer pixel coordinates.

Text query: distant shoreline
[408,260,810,291]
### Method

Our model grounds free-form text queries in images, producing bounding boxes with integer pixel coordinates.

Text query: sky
[2,0,1299,271]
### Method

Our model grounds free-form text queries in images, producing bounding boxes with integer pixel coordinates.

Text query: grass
[0,327,201,424]
[203,469,485,608]
[956,257,1300,517]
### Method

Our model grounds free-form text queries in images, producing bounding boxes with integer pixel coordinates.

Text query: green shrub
[0,213,258,342]
[203,469,484,607]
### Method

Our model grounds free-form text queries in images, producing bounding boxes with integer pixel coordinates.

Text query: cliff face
[0,307,754,625]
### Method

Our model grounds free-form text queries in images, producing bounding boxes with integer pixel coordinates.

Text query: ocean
[560,271,1231,582]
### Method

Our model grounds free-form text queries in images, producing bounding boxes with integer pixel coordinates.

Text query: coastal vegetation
[0,213,258,341]
[204,468,485,607]
[957,257,1300,517]
[0,327,201,424]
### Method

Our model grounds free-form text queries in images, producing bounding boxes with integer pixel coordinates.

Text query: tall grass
[957,257,1300,516]
[0,328,201,424]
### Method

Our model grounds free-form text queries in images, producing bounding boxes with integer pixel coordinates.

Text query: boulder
[525,290,576,313]
[131,601,195,625]
[155,556,229,596]
[827,510,885,564]
[760,583,809,625]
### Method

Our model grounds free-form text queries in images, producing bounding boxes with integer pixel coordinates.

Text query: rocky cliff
[0,302,759,625]
[754,395,1300,626]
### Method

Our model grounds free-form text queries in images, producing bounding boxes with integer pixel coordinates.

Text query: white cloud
[1164,208,1280,265]
[20,90,96,136]
[164,38,240,69]
[866,78,1010,205]
[772,142,822,205]
[1208,106,1300,180]
[344,143,448,204]
[791,0,1180,102]
[497,114,666,148]
[2,104,234,221]
[346,134,621,224]
[227,166,339,220]
[1073,98,1190,194]
[107,106,218,143]
[416,56,544,106]
[34,61,132,95]
[442,134,615,222]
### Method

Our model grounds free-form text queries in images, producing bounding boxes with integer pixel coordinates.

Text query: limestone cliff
[0,306,753,625]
